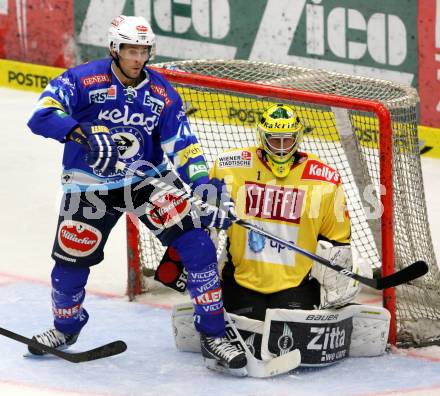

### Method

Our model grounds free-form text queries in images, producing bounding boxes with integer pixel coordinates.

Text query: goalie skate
[200,334,247,376]
[27,328,79,356]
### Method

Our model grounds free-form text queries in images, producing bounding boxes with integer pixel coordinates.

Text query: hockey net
[126,60,440,347]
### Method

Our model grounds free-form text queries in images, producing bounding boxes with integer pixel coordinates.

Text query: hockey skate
[200,334,247,376]
[27,328,79,356]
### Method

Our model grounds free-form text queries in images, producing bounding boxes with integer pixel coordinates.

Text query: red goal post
[126,60,439,348]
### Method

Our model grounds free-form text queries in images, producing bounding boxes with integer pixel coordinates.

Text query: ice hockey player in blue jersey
[26,15,246,372]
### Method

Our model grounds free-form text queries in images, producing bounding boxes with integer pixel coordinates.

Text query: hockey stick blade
[225,313,301,377]
[0,327,127,363]
[376,260,428,290]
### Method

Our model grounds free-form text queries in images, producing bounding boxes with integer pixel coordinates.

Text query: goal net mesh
[133,60,439,347]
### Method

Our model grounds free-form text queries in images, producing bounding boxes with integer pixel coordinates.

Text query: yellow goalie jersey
[210,146,351,294]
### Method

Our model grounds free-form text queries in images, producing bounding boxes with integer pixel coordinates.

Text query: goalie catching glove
[69,121,119,176]
[311,240,372,309]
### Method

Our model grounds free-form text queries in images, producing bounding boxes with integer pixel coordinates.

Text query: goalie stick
[0,327,127,363]
[117,162,428,290]
[223,312,301,377]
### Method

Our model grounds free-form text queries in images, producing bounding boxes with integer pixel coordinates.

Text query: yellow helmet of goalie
[256,104,305,178]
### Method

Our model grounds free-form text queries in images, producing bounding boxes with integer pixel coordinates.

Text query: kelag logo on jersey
[98,105,160,135]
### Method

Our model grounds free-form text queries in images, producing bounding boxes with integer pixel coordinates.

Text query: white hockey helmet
[108,15,156,59]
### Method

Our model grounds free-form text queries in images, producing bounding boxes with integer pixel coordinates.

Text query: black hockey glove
[194,178,236,230]
[72,121,119,176]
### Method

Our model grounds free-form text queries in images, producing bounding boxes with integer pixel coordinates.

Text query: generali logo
[81,74,111,87]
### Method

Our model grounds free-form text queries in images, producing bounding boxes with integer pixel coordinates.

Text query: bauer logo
[218,151,252,168]
[57,220,102,257]
[301,160,340,185]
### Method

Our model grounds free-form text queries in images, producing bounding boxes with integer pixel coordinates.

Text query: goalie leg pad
[171,302,301,377]
[261,304,389,367]
[349,304,390,357]
[262,307,353,366]
[172,302,201,353]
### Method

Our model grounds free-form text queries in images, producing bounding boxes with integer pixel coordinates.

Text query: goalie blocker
[172,302,390,371]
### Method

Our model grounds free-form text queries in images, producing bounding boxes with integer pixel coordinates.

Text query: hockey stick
[224,312,301,377]
[234,220,428,290]
[172,302,300,377]
[118,162,428,290]
[0,327,127,363]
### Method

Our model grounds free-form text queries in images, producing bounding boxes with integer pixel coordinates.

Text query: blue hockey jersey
[27,58,209,191]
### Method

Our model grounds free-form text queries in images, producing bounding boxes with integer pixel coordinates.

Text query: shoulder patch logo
[301,160,340,185]
[218,150,252,168]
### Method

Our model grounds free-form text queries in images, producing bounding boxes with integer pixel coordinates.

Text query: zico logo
[77,1,414,83]
[245,182,305,223]
[301,160,340,185]
[297,2,407,65]
[250,1,414,83]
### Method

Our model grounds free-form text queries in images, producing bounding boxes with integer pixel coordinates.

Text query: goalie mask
[108,15,156,61]
[257,104,305,178]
